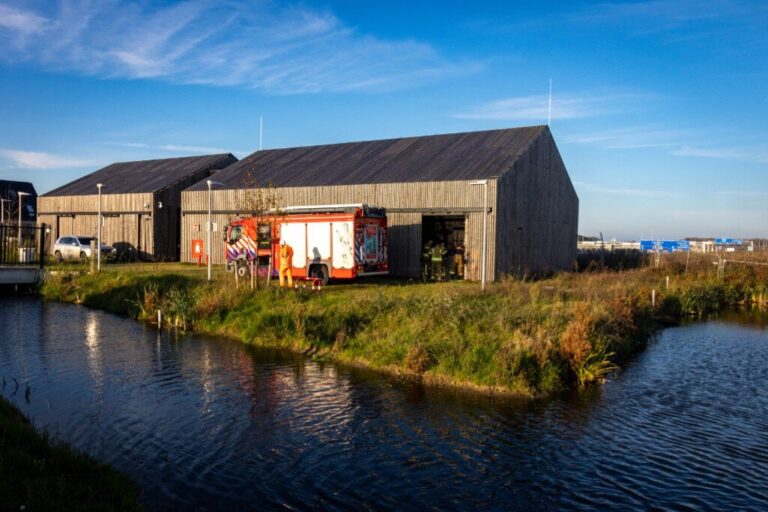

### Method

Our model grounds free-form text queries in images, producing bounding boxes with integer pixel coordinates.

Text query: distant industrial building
[0,180,37,225]
[180,126,578,281]
[577,240,641,252]
[38,154,237,261]
[577,238,757,253]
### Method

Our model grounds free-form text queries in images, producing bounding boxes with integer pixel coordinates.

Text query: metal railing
[0,223,46,267]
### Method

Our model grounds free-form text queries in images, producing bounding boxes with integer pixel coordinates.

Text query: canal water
[2,298,768,511]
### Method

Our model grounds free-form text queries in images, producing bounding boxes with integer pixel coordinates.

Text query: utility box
[192,239,204,265]
[18,247,35,263]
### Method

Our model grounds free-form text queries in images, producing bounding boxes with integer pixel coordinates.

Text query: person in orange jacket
[279,240,294,288]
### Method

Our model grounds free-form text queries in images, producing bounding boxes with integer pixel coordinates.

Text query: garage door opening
[421,215,466,280]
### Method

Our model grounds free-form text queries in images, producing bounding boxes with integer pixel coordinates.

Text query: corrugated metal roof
[186,126,547,191]
[43,154,236,196]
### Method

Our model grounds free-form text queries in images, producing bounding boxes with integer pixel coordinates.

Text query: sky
[0,0,766,240]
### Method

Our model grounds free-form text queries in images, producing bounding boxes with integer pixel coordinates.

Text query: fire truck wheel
[309,264,329,286]
[236,261,249,278]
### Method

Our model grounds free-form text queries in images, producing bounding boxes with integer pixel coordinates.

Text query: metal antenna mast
[547,79,552,127]
[259,116,263,151]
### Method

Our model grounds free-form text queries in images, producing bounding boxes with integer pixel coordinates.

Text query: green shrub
[679,284,723,315]
[577,347,619,387]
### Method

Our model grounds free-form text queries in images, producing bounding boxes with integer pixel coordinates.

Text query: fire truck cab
[223,204,388,284]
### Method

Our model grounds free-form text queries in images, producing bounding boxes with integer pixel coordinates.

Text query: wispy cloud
[575,0,768,49]
[0,1,476,94]
[574,181,684,198]
[0,148,95,169]
[106,142,236,154]
[564,126,688,149]
[577,0,748,26]
[672,145,768,164]
[0,4,46,34]
[717,190,768,197]
[671,208,768,223]
[453,92,650,122]
[568,128,768,163]
[471,1,766,49]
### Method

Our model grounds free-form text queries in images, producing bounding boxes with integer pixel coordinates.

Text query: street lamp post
[96,183,103,272]
[17,191,30,255]
[206,180,224,281]
[470,180,489,290]
[0,198,10,224]
[0,199,8,253]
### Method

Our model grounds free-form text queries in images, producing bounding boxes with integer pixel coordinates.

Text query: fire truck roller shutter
[280,222,306,268]
[332,221,354,269]
[307,222,332,264]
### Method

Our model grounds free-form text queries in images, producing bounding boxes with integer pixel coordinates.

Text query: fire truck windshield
[229,226,242,244]
[257,223,271,249]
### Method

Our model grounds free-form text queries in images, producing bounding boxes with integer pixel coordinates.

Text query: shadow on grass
[0,396,143,511]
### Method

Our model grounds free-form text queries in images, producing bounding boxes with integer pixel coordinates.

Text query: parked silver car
[53,236,116,262]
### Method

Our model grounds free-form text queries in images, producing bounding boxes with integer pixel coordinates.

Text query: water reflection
[85,310,103,386]
[198,342,216,416]
[715,307,768,329]
[1,298,768,511]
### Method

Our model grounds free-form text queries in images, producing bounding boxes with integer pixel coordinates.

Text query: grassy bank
[42,254,768,397]
[0,396,142,511]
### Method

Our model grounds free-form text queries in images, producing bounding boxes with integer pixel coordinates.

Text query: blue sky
[0,0,766,240]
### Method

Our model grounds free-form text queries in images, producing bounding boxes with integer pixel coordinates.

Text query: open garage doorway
[421,215,466,281]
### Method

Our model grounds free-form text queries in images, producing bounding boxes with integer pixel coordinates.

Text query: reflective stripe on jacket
[279,245,294,268]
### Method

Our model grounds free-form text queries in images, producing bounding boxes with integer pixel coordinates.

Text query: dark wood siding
[494,130,578,276]
[152,154,237,260]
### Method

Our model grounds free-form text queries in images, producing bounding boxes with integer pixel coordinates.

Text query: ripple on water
[2,299,768,511]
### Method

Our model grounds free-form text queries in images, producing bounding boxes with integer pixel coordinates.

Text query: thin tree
[233,166,282,288]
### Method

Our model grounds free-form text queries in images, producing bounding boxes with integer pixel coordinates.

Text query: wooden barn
[180,126,578,280]
[38,154,237,261]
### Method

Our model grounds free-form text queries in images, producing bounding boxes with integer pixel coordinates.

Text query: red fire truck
[223,204,388,284]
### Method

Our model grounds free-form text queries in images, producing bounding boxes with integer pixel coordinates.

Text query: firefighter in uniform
[422,241,433,281]
[279,240,294,288]
[454,245,466,279]
[431,242,447,280]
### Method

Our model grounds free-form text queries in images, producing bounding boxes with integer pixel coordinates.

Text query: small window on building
[257,223,271,249]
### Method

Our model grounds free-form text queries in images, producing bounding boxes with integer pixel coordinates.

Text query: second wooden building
[38,153,237,261]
